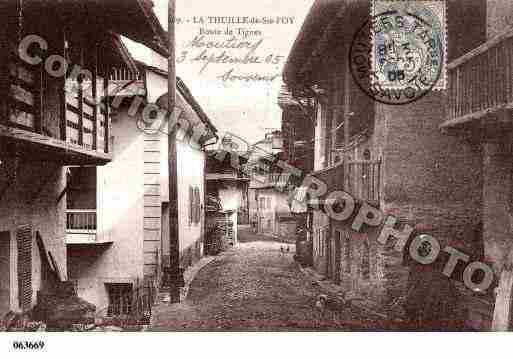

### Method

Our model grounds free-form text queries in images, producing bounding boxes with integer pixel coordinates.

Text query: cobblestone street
[150,228,388,331]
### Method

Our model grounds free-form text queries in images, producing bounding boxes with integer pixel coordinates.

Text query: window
[362,238,370,280]
[17,225,32,311]
[320,229,324,257]
[259,197,266,210]
[344,232,351,273]
[316,227,329,257]
[189,186,201,226]
[194,187,201,223]
[315,229,320,256]
[106,283,132,316]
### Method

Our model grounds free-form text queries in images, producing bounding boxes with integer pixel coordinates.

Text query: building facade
[441,0,513,330]
[205,149,250,246]
[245,131,297,240]
[0,0,166,317]
[282,0,488,329]
[66,59,217,313]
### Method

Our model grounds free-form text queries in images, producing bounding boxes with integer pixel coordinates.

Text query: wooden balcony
[108,68,145,97]
[66,209,97,244]
[268,173,289,188]
[249,171,289,189]
[65,209,113,244]
[206,173,250,182]
[443,27,513,134]
[311,159,381,207]
[1,58,113,165]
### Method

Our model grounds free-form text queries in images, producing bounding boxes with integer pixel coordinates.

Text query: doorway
[0,231,10,315]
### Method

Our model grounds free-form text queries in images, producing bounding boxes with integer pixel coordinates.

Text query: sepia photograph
[0,0,511,356]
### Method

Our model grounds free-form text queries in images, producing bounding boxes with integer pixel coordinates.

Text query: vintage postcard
[0,0,512,356]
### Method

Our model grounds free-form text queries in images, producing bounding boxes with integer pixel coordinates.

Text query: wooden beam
[448,26,513,70]
[104,77,109,153]
[78,86,84,146]
[92,46,98,151]
[441,104,513,129]
[343,65,351,190]
[60,28,67,142]
[168,0,180,304]
[0,4,9,126]
[492,268,513,331]
[33,64,43,134]
[0,124,112,164]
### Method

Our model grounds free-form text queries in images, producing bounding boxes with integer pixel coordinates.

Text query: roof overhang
[100,0,168,57]
[49,0,168,57]
[156,79,218,144]
[282,0,346,87]
[0,125,112,166]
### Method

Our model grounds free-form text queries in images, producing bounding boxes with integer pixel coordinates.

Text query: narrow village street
[150,227,389,331]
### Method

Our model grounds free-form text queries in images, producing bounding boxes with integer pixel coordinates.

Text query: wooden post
[103,77,109,153]
[59,26,67,142]
[168,0,180,304]
[92,43,98,151]
[0,2,9,125]
[78,85,84,146]
[343,65,351,191]
[492,268,513,331]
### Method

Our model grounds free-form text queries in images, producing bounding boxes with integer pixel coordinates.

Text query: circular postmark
[349,5,444,105]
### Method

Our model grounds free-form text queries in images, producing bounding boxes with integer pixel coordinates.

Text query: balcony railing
[345,160,381,203]
[66,209,97,233]
[268,173,288,186]
[108,68,145,97]
[445,27,513,128]
[65,78,108,153]
[2,56,113,165]
[311,159,381,205]
[66,209,98,244]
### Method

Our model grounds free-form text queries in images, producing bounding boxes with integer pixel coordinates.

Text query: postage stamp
[350,0,446,105]
[372,0,446,89]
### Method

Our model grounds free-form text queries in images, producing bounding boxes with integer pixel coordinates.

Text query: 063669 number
[12,341,45,350]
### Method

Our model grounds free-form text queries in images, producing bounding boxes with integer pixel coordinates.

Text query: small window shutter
[192,187,197,224]
[194,187,201,224]
[16,225,32,311]
[188,186,193,225]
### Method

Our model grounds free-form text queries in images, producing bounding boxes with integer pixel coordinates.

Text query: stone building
[441,0,513,330]
[246,131,297,239]
[0,0,166,316]
[67,57,218,313]
[205,149,250,246]
[281,0,488,329]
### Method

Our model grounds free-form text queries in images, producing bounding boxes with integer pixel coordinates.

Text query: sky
[124,0,314,144]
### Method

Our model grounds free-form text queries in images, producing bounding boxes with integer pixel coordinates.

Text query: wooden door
[333,230,342,284]
[325,229,332,278]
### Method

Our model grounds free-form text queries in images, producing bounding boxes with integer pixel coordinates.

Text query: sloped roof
[45,0,168,57]
[101,0,168,57]
[141,63,218,137]
[282,0,346,86]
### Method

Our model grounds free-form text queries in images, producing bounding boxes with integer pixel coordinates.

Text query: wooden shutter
[16,225,32,311]
[188,186,193,226]
[194,187,201,224]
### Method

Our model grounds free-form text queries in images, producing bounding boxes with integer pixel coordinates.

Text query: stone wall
[486,0,513,39]
[68,107,145,311]
[0,159,67,313]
